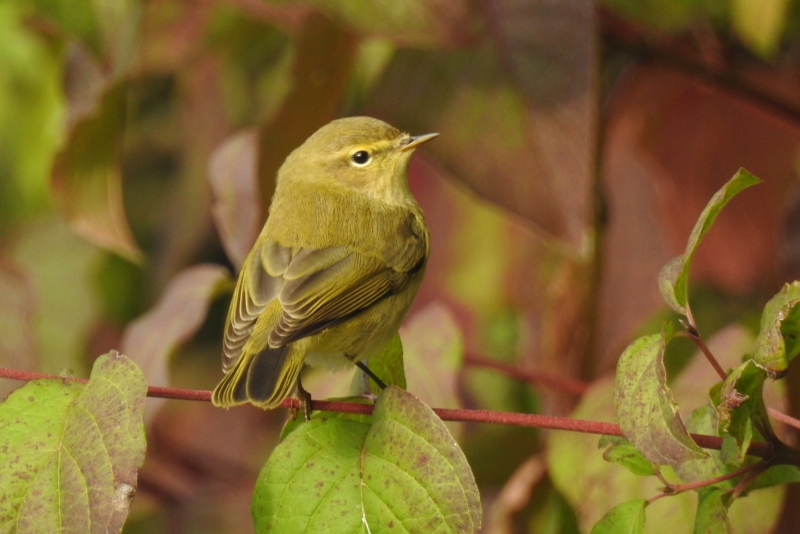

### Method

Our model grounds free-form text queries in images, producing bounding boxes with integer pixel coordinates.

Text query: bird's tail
[212,344,305,409]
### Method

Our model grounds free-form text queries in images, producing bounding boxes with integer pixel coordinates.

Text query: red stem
[677,331,727,380]
[0,366,773,458]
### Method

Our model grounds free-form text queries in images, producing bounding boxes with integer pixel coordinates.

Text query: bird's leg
[291,376,313,422]
[356,361,387,390]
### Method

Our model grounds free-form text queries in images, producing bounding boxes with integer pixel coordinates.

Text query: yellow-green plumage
[212,117,434,411]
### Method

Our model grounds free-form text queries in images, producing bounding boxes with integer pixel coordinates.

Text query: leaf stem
[647,459,768,504]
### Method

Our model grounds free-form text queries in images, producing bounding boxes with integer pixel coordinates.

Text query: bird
[211,116,436,419]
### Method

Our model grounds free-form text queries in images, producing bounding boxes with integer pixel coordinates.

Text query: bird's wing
[222,220,427,370]
[269,234,427,347]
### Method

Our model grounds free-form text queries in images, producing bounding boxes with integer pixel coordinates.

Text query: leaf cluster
[601,169,800,533]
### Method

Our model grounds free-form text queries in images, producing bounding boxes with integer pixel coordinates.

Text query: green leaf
[598,436,656,477]
[350,333,406,396]
[280,396,374,440]
[614,326,707,465]
[253,386,481,533]
[0,351,147,533]
[657,168,760,315]
[51,82,143,263]
[746,465,800,492]
[694,487,731,534]
[731,0,791,57]
[753,281,800,376]
[590,499,646,534]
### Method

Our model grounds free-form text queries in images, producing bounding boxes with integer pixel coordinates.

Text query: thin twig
[677,330,728,380]
[647,459,768,504]
[767,407,800,432]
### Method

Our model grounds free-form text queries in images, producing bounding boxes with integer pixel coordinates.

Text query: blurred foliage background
[3,0,800,532]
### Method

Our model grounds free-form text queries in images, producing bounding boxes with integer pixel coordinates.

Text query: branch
[0,366,773,458]
[464,352,589,396]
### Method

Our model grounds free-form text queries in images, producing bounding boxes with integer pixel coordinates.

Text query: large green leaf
[614,327,707,465]
[253,386,480,533]
[657,169,760,316]
[0,351,147,533]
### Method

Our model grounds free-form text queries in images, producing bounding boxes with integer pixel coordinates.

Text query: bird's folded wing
[222,235,426,370]
[270,236,425,346]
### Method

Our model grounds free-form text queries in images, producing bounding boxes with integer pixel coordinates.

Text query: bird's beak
[399,132,439,152]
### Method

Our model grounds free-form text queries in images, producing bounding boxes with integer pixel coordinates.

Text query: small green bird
[212,117,436,418]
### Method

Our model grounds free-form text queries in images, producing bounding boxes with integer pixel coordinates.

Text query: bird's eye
[351,150,371,166]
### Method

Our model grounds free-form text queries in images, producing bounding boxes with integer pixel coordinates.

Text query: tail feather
[212,344,305,409]
[246,345,304,408]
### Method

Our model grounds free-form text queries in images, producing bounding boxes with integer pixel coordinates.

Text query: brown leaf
[51,82,144,263]
[368,0,597,250]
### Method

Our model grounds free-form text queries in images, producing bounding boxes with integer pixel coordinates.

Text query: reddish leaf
[402,303,464,413]
[208,129,261,269]
[369,0,596,250]
[121,264,231,398]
